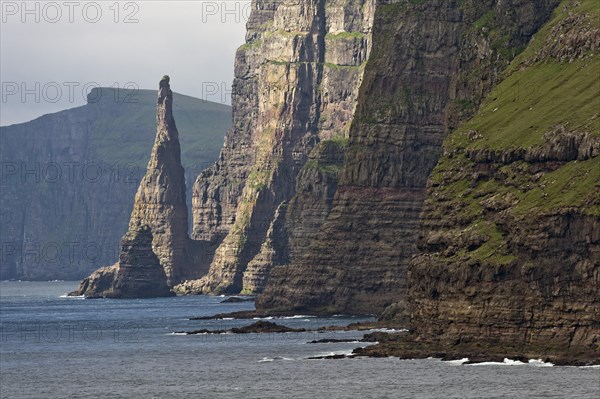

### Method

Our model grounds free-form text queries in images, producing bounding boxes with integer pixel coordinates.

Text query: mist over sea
[1,281,598,398]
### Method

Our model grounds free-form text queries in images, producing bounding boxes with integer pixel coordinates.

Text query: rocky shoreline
[176,321,307,335]
[177,316,600,366]
[188,310,374,321]
[352,332,600,367]
[69,0,598,366]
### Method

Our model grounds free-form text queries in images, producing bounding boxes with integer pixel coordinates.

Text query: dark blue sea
[1,281,598,398]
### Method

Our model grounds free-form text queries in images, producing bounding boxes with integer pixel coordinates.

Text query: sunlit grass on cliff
[453,59,599,150]
[515,157,600,216]
[449,0,600,150]
[506,0,600,72]
[425,0,600,269]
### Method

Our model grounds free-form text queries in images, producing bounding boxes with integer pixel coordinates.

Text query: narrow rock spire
[70,76,192,297]
[127,75,190,287]
[157,75,177,134]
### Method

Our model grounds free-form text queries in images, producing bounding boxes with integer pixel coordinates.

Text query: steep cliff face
[284,140,346,262]
[0,88,229,281]
[241,201,289,293]
[71,77,195,298]
[383,0,600,363]
[258,0,559,315]
[180,0,376,294]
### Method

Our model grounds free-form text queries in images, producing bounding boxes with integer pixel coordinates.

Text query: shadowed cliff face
[257,0,561,315]
[258,0,463,314]
[75,227,174,299]
[110,226,174,298]
[71,77,192,297]
[380,0,599,363]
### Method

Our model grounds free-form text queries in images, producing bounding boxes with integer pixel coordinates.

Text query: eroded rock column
[71,76,191,297]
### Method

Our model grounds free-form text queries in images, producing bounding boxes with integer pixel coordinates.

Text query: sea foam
[59,294,84,299]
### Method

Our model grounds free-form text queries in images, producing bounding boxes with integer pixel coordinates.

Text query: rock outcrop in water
[75,226,173,298]
[71,76,192,297]
[126,76,192,286]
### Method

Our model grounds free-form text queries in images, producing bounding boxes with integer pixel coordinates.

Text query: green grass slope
[395,0,600,364]
[435,0,599,222]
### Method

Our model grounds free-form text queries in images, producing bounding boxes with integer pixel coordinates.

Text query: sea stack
[126,75,190,286]
[70,76,190,297]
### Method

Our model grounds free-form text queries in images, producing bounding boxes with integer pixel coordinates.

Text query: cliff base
[354,332,600,366]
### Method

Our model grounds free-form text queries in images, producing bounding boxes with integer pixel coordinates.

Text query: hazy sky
[0,0,251,126]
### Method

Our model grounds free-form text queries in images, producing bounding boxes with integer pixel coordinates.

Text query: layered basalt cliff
[241,201,289,293]
[178,0,376,294]
[373,0,599,364]
[66,0,596,365]
[71,77,193,297]
[257,0,560,315]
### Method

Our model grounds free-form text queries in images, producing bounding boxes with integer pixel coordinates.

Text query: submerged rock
[230,321,306,334]
[69,264,118,298]
[178,321,306,335]
[220,296,255,303]
[308,339,360,344]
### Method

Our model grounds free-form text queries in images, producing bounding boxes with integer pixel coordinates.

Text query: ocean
[1,281,598,398]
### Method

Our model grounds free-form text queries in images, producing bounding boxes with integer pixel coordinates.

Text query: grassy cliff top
[431,0,600,223]
[450,0,599,150]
